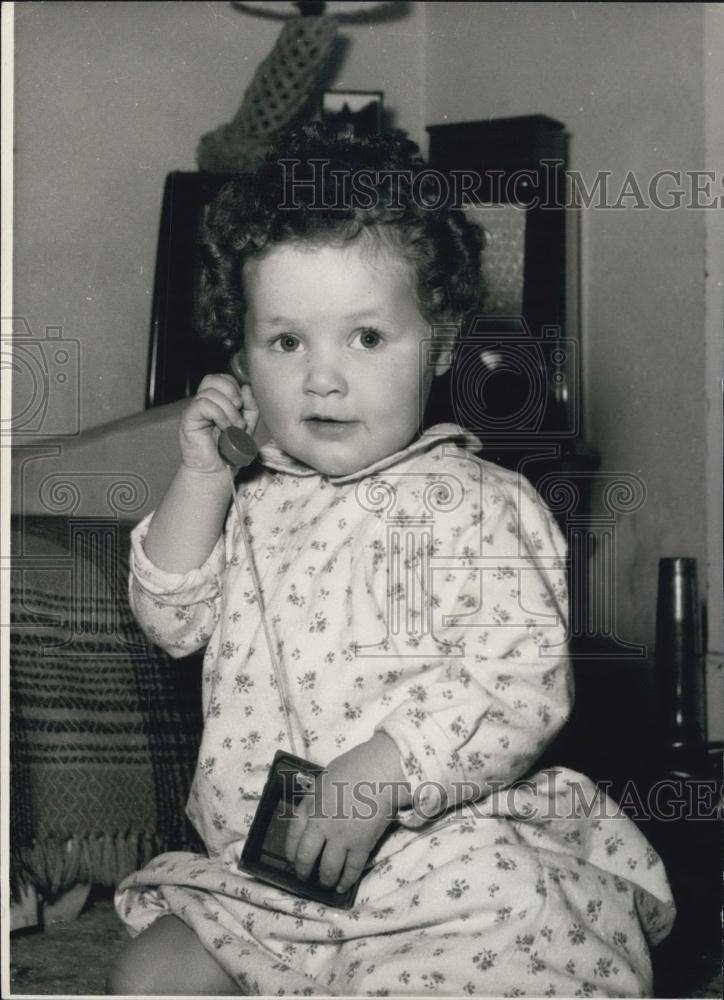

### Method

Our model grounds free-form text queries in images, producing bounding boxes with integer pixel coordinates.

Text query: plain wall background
[11,1,722,714]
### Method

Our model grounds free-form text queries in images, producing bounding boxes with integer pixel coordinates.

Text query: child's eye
[351,328,383,350]
[272,334,302,353]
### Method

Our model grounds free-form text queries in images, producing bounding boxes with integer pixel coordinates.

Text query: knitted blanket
[10,515,203,900]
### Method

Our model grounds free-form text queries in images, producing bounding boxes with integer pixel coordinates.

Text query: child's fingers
[336,848,369,893]
[197,373,244,407]
[292,823,326,882]
[187,388,244,431]
[283,796,310,866]
[317,840,348,888]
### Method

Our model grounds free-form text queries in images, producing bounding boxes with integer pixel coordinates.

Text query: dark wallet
[239,750,368,909]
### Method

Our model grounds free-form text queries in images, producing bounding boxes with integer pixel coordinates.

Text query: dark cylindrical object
[218,426,258,468]
[655,557,706,748]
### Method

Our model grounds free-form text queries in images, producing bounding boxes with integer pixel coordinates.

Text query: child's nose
[303,352,348,396]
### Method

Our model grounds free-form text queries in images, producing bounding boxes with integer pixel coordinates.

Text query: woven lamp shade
[197,13,338,171]
[234,15,338,137]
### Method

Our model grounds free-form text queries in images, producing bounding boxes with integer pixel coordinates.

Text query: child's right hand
[179,374,259,474]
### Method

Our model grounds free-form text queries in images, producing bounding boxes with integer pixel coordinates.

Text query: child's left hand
[284,732,412,895]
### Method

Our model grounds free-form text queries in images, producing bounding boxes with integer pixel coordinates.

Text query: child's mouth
[304,417,357,438]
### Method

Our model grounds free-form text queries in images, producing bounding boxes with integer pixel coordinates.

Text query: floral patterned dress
[116,424,674,997]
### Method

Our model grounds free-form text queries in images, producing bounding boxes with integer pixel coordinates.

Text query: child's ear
[230,349,250,386]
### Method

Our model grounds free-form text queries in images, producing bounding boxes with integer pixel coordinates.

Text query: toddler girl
[109,126,674,996]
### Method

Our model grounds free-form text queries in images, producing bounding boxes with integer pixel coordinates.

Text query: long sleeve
[128,511,226,658]
[374,465,572,827]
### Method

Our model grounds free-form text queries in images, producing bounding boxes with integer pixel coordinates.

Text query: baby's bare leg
[106,914,241,995]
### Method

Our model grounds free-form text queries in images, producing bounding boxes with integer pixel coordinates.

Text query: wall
[426,2,716,670]
[12,0,426,430]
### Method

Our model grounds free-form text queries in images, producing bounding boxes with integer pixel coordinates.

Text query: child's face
[241,238,448,477]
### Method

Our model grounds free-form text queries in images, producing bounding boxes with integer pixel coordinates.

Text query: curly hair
[199,123,486,352]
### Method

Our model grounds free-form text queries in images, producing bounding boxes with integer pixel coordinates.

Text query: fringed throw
[10,516,203,901]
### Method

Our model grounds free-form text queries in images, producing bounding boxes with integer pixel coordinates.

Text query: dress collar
[258,424,482,485]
